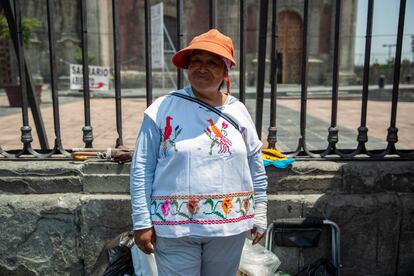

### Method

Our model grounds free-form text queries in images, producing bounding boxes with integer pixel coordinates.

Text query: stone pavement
[0,88,413,151]
[254,98,414,150]
[0,94,146,150]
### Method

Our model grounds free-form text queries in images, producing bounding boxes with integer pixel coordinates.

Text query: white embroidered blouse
[130,86,268,238]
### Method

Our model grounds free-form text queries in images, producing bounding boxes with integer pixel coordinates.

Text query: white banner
[151,2,164,69]
[70,64,110,91]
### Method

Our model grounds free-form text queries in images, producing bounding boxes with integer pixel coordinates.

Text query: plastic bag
[296,258,337,276]
[131,244,158,276]
[91,231,135,276]
[239,238,281,276]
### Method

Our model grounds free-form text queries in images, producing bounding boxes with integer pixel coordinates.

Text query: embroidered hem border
[153,214,255,225]
[151,191,253,200]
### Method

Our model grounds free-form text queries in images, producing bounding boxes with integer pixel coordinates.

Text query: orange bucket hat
[172,29,236,70]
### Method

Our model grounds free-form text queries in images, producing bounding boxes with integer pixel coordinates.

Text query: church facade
[0,0,358,88]
[112,0,358,86]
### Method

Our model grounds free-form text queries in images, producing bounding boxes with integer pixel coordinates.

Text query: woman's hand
[250,227,265,245]
[134,227,155,254]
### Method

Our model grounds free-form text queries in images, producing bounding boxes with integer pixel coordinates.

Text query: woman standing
[130,29,268,276]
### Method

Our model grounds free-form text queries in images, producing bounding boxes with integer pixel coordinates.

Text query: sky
[354,0,414,65]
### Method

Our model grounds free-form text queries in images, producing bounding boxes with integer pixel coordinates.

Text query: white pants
[154,232,246,276]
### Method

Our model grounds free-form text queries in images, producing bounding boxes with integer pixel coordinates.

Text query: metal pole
[324,0,342,154]
[332,0,373,159]
[112,0,123,147]
[2,0,49,150]
[292,0,310,156]
[145,0,153,106]
[176,0,183,89]
[15,0,32,151]
[47,0,69,155]
[209,0,216,29]
[357,0,374,145]
[299,0,310,153]
[239,0,246,103]
[255,0,269,139]
[80,0,93,147]
[386,0,406,148]
[267,0,278,149]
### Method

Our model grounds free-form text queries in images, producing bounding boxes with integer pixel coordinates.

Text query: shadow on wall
[0,161,413,275]
[266,161,414,275]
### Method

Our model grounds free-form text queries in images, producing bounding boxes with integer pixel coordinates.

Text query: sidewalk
[0,87,413,151]
[0,94,146,150]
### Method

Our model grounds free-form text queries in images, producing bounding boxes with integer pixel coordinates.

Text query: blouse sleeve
[130,114,160,230]
[248,147,268,204]
[248,148,268,232]
[234,102,263,157]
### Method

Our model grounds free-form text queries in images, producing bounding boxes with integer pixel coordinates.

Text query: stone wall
[0,160,413,275]
[266,161,414,275]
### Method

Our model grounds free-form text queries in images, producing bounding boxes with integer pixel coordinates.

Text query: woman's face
[187,50,226,95]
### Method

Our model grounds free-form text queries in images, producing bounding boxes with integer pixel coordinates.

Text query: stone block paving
[0,90,413,152]
[266,98,414,151]
[0,93,145,150]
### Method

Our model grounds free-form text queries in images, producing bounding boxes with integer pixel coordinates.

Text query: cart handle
[272,217,324,228]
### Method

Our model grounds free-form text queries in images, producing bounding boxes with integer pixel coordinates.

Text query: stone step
[0,193,131,275]
[81,161,131,175]
[0,176,82,194]
[1,161,413,195]
[0,161,131,194]
[83,174,130,193]
[1,191,413,275]
[0,160,83,177]
[266,161,414,194]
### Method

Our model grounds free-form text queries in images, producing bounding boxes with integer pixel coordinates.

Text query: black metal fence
[0,0,413,159]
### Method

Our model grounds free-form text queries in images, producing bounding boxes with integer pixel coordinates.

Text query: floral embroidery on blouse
[221,197,233,215]
[160,115,182,157]
[161,199,171,218]
[187,198,200,215]
[150,192,254,224]
[204,119,232,155]
[235,195,255,216]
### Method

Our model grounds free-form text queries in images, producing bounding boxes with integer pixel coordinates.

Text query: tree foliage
[0,15,40,48]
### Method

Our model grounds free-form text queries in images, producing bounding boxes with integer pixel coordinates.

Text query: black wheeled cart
[265,217,341,276]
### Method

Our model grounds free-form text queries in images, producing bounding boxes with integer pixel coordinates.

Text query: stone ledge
[269,174,342,194]
[0,161,83,177]
[341,161,414,193]
[266,161,414,194]
[1,190,413,275]
[0,194,131,276]
[83,174,130,194]
[266,193,413,275]
[79,194,132,274]
[81,161,131,175]
[1,160,413,195]
[0,194,83,275]
[0,161,132,194]
[0,161,413,274]
[0,176,82,194]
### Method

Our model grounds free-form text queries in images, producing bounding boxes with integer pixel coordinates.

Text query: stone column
[308,0,324,84]
[338,0,357,84]
[98,0,113,67]
[309,0,323,56]
[87,0,101,65]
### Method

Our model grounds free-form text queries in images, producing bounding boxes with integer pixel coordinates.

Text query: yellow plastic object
[262,148,286,161]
